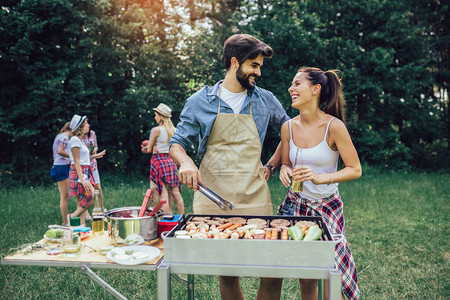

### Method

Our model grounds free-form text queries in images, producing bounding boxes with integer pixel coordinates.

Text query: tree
[235,0,447,170]
[0,0,103,184]
[1,0,448,186]
[0,0,194,184]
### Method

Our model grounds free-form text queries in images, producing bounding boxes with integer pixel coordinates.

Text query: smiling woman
[277,66,361,300]
[67,115,95,226]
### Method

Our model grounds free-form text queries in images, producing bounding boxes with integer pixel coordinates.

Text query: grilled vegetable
[216,232,230,239]
[288,226,304,241]
[230,232,240,239]
[303,225,322,241]
[281,228,288,240]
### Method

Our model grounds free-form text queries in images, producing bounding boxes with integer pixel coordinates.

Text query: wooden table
[1,232,164,299]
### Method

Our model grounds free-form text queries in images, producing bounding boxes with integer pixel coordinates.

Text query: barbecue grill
[164,214,340,268]
[159,213,343,300]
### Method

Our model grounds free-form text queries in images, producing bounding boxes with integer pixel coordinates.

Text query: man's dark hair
[223,34,273,70]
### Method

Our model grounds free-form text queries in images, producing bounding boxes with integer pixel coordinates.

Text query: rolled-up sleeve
[170,96,200,152]
[258,89,290,132]
[270,94,290,131]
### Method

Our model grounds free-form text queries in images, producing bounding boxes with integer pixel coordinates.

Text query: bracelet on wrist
[264,163,276,175]
[328,173,334,185]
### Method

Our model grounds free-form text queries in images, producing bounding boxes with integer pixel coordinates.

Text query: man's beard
[236,66,257,90]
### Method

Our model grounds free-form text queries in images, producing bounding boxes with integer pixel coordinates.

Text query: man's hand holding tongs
[178,158,202,191]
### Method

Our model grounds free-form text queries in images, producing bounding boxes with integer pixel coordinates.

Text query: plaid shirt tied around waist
[278,189,360,300]
[69,165,94,208]
[150,153,180,195]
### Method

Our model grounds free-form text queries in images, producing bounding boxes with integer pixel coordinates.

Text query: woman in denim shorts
[50,122,72,226]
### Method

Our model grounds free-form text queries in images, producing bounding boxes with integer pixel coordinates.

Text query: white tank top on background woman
[154,126,170,153]
[289,117,339,199]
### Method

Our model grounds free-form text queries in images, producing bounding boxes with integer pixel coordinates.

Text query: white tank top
[289,117,339,199]
[154,126,170,153]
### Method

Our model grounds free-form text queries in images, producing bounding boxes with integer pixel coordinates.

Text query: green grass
[0,167,449,299]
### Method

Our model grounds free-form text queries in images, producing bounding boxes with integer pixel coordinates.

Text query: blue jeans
[277,201,295,216]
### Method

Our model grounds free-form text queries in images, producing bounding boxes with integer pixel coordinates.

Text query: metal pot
[105,206,162,245]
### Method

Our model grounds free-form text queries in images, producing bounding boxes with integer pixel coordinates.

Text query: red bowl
[158,215,182,237]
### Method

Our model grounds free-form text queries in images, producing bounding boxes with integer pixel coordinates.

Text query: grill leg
[157,263,171,300]
[328,269,342,300]
[318,279,325,300]
[187,274,194,300]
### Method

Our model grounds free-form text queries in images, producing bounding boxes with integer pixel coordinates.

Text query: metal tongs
[198,182,233,210]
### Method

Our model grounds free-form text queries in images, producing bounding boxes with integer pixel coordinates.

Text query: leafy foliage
[234,0,448,170]
[0,0,448,185]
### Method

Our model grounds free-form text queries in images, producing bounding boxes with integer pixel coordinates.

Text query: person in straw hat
[142,103,184,214]
[67,114,106,226]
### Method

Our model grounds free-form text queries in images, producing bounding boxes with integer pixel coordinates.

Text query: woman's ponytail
[323,70,345,123]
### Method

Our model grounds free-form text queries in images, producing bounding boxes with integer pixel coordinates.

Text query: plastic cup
[61,230,81,257]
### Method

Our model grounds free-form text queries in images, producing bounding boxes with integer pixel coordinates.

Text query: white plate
[43,234,61,242]
[107,246,161,265]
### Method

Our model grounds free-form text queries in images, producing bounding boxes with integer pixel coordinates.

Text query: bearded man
[170,33,290,300]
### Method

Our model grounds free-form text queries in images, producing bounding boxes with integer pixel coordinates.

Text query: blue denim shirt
[170,80,290,160]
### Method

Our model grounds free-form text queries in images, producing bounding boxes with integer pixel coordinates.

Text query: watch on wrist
[264,163,276,175]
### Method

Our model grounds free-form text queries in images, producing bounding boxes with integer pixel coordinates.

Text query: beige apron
[193,89,272,215]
